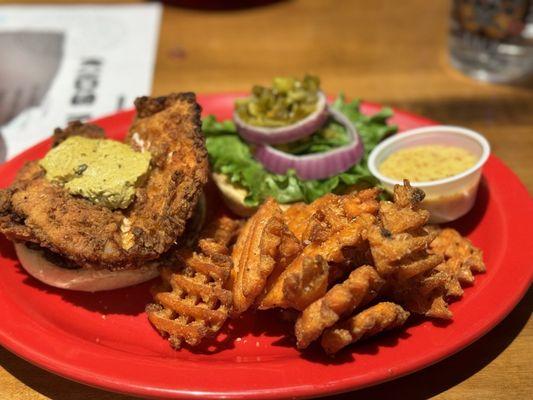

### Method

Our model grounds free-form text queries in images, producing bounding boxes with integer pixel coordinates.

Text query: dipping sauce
[379,145,477,182]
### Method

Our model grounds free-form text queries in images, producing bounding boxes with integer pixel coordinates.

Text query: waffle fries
[146,215,240,348]
[146,182,485,356]
[295,265,385,349]
[228,182,484,355]
[258,213,376,311]
[321,302,410,355]
[431,228,486,296]
[231,199,301,314]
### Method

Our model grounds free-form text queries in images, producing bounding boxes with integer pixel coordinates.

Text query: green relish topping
[235,75,321,127]
[40,136,151,210]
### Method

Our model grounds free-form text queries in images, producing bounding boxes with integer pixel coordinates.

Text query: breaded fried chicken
[0,93,208,270]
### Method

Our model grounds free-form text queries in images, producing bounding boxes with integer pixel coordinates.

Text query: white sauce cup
[368,126,491,223]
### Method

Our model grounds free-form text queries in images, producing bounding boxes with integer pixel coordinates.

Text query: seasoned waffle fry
[368,181,442,280]
[183,180,486,356]
[430,228,485,297]
[388,228,486,320]
[146,215,240,348]
[431,228,484,273]
[379,180,429,234]
[368,226,442,280]
[284,194,339,242]
[321,302,410,355]
[390,270,453,319]
[258,213,375,311]
[328,182,466,322]
[284,188,380,242]
[198,215,243,247]
[261,254,330,311]
[343,187,382,219]
[231,199,301,314]
[295,265,385,349]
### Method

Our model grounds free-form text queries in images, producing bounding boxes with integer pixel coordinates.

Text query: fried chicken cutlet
[0,93,208,271]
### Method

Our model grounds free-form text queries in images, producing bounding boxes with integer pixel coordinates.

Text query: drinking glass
[449,0,533,83]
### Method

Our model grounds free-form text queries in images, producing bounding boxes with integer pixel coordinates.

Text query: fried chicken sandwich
[0,93,209,291]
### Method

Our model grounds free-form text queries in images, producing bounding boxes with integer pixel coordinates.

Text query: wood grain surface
[0,0,531,399]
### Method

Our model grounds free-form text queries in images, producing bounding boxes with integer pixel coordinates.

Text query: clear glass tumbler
[449,0,533,83]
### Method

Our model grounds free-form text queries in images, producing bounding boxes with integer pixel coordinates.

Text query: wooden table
[1,0,531,399]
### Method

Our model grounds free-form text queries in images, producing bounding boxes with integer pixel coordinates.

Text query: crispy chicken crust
[52,121,105,146]
[0,93,208,270]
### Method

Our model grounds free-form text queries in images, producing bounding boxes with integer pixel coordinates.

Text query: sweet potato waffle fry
[283,188,380,242]
[228,182,484,355]
[430,227,486,296]
[391,227,486,319]
[258,213,376,311]
[321,302,410,355]
[231,198,301,314]
[147,182,485,356]
[367,180,442,280]
[295,265,385,349]
[389,270,454,319]
[146,215,241,348]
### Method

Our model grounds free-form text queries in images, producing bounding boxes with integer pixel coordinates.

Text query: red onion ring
[233,92,328,144]
[254,107,364,180]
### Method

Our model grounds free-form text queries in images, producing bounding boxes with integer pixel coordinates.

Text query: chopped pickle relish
[235,75,320,127]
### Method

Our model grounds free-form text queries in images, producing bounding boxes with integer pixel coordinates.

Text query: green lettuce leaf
[202,95,397,207]
[274,119,350,155]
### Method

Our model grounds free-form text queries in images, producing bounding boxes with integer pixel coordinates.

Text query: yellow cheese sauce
[379,145,477,182]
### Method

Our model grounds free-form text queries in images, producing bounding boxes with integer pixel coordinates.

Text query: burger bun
[15,243,159,292]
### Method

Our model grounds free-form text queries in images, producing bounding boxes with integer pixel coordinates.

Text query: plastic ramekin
[368,125,491,223]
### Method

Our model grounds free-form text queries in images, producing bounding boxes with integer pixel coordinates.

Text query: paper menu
[0,3,162,161]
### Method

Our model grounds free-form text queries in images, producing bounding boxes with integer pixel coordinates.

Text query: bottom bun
[212,173,257,217]
[15,243,159,292]
[212,173,292,216]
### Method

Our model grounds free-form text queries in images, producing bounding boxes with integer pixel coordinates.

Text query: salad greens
[202,94,397,207]
[273,119,350,155]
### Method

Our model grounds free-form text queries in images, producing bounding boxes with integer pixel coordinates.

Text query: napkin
[0,3,162,161]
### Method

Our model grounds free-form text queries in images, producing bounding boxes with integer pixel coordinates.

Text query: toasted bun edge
[15,244,159,292]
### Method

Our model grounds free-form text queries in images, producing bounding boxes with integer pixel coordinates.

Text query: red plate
[0,93,531,399]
